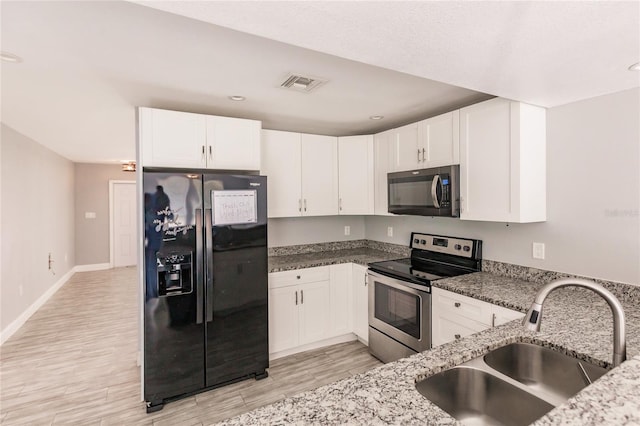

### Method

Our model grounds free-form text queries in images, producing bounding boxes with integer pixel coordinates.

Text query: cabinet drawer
[269,266,330,289]
[433,312,488,346]
[432,287,493,326]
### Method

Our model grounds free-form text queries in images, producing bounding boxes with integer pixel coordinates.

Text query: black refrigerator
[143,169,268,412]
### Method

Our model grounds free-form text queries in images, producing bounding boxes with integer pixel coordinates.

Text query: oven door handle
[431,174,442,209]
[367,271,431,294]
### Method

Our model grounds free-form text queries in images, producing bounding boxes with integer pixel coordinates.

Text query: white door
[268,286,300,353]
[391,123,419,172]
[300,134,339,216]
[206,115,261,171]
[298,280,330,345]
[329,264,352,337]
[418,110,460,167]
[261,130,302,218]
[112,182,137,267]
[338,135,374,215]
[352,264,369,342]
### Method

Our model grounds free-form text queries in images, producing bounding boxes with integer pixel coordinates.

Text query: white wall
[366,88,640,285]
[0,124,76,338]
[268,216,366,247]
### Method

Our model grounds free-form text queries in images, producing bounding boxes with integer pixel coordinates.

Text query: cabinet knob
[296,275,301,279]
[454,302,461,308]
[454,334,461,339]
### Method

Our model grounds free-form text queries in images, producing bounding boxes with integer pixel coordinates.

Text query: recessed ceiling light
[1,51,23,63]
[228,95,245,101]
[369,115,384,120]
[628,62,640,71]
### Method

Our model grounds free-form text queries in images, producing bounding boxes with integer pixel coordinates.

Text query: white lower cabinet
[268,267,330,354]
[351,264,369,343]
[431,287,524,347]
[329,264,352,337]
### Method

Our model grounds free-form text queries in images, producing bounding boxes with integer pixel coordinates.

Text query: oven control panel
[410,233,478,258]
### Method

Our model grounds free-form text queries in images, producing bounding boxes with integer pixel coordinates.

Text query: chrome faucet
[523,278,627,367]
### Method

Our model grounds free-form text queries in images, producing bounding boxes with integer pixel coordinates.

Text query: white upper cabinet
[373,130,394,215]
[389,122,419,172]
[417,110,460,167]
[139,107,261,170]
[459,98,546,223]
[300,134,339,216]
[338,135,374,215]
[261,130,338,218]
[261,130,302,218]
[205,115,261,170]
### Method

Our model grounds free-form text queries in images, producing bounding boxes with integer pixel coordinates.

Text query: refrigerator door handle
[205,208,214,323]
[195,209,204,324]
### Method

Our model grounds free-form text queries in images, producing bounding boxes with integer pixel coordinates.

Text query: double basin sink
[416,342,609,426]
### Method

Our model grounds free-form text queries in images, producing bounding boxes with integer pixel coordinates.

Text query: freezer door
[203,174,269,387]
[143,171,205,404]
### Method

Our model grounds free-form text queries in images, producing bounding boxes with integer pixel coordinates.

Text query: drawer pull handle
[295,291,298,305]
[454,302,461,308]
[455,334,461,339]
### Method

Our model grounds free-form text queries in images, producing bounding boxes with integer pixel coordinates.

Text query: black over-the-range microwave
[387,165,460,217]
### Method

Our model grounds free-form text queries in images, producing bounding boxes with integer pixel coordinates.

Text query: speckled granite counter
[267,240,410,272]
[220,248,640,425]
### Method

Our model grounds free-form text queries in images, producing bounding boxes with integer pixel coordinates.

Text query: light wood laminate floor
[0,268,382,425]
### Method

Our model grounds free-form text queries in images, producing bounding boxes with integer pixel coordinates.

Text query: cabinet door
[140,108,207,168]
[298,280,330,346]
[206,116,261,170]
[261,130,302,218]
[390,123,419,172]
[373,131,393,216]
[418,111,460,167]
[300,134,339,216]
[459,98,513,221]
[329,264,352,338]
[268,286,299,353]
[351,264,369,343]
[338,135,374,215]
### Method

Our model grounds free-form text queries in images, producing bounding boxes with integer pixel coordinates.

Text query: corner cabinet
[138,107,261,170]
[261,130,339,218]
[431,287,524,347]
[459,98,546,223]
[373,130,394,216]
[338,135,374,215]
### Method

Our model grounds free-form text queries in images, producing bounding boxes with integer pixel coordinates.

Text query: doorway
[110,180,137,267]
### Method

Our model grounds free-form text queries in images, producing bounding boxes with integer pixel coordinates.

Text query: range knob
[463,246,471,252]
[414,238,420,244]
[420,239,426,244]
[454,244,462,250]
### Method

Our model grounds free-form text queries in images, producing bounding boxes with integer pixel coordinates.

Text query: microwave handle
[431,174,442,208]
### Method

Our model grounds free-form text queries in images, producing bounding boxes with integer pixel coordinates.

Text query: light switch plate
[387,227,393,237]
[85,212,97,219]
[532,242,545,259]
[344,226,350,236]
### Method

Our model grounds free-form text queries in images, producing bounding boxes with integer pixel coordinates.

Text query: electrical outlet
[85,212,96,219]
[387,226,393,237]
[532,242,545,259]
[344,226,351,236]
[19,284,23,296]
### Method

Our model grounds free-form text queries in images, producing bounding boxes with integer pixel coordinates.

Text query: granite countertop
[268,247,404,272]
[220,250,640,425]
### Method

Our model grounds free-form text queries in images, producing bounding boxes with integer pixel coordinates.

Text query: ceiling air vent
[280,73,328,93]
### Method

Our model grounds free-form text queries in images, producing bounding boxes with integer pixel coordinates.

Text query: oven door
[368,271,431,353]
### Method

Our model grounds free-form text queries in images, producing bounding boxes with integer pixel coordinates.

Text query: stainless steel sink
[415,342,609,425]
[416,366,554,426]
[484,342,608,402]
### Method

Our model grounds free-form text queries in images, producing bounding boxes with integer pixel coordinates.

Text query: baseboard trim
[0,268,75,345]
[269,333,358,360]
[74,263,111,272]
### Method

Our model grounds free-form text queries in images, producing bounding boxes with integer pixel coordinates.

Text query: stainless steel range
[367,232,482,363]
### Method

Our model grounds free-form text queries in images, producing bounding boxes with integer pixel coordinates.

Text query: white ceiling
[1,1,638,164]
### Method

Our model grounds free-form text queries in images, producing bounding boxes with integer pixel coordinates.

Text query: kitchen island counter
[218,267,640,425]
